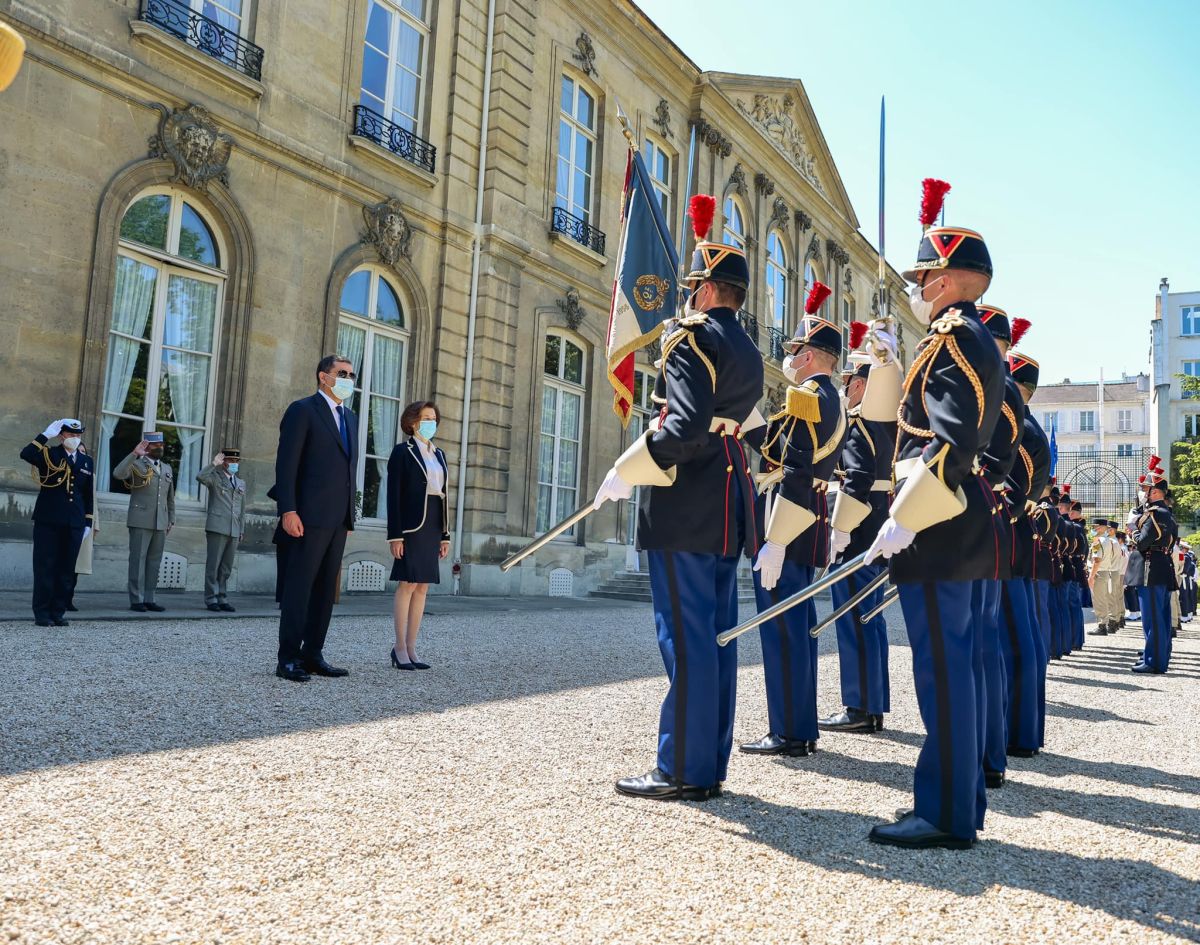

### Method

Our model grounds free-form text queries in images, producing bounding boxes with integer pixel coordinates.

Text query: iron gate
[1052,448,1151,521]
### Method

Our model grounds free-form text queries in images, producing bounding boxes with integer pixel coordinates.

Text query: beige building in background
[1030,374,1152,457]
[0,0,915,596]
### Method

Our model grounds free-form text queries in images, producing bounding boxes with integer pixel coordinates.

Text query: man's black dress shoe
[219,603,236,612]
[868,812,974,850]
[614,767,719,802]
[130,602,147,613]
[739,733,811,756]
[1131,662,1164,674]
[302,656,349,677]
[34,618,52,627]
[275,661,312,682]
[818,708,881,733]
[1006,745,1037,758]
[144,602,166,612]
[207,603,222,612]
[52,618,70,627]
[66,603,78,612]
[984,769,1005,789]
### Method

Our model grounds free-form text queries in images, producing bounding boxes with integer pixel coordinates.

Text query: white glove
[42,419,64,439]
[592,467,634,509]
[754,540,786,592]
[213,452,225,466]
[1126,510,1139,528]
[830,528,852,559]
[868,325,899,365]
[865,518,916,564]
[82,526,92,542]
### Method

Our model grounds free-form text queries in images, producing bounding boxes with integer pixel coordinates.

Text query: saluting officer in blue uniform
[20,418,95,627]
[1132,476,1177,674]
[974,305,1025,790]
[821,334,896,735]
[1003,346,1051,757]
[594,193,764,801]
[740,286,846,758]
[863,184,1005,850]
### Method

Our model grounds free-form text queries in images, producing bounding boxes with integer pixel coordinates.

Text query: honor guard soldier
[1004,344,1052,756]
[20,418,94,626]
[975,305,1026,789]
[593,194,765,801]
[820,322,895,735]
[740,283,846,758]
[197,448,246,612]
[1050,486,1074,658]
[114,432,176,612]
[1088,518,1124,635]
[1181,542,1195,620]
[1131,472,1177,673]
[1067,499,1088,651]
[862,179,1005,850]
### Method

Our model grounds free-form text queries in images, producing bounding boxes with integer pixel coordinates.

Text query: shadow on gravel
[1045,674,1162,693]
[705,801,1200,941]
[1044,701,1153,725]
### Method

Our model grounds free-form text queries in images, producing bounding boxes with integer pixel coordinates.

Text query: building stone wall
[0,0,914,597]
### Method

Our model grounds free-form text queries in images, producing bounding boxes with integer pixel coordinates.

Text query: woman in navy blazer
[386,400,451,670]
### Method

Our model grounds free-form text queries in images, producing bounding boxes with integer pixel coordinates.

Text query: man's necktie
[337,405,350,455]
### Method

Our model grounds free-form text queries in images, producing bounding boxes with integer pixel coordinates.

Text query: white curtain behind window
[162,275,217,497]
[369,334,405,516]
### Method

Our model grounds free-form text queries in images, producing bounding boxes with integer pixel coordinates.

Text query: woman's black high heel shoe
[391,648,415,670]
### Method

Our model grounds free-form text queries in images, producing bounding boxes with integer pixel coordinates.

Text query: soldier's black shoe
[868,812,974,850]
[130,603,147,612]
[739,733,811,756]
[984,769,1005,789]
[873,714,885,730]
[206,603,222,612]
[275,661,312,682]
[615,767,719,802]
[1006,746,1037,758]
[302,656,349,677]
[144,602,166,612]
[219,603,236,612]
[818,708,880,733]
[66,603,78,612]
[1131,663,1164,674]
[52,619,70,627]
[34,618,52,627]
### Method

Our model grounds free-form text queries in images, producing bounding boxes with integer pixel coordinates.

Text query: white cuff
[891,456,967,533]
[614,433,676,487]
[765,494,817,546]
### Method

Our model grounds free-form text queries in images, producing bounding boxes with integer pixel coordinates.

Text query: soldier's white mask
[908,278,947,324]
[63,437,81,451]
[782,353,803,384]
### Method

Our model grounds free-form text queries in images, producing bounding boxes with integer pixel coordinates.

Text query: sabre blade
[500,502,597,572]
[861,587,900,624]
[808,568,891,638]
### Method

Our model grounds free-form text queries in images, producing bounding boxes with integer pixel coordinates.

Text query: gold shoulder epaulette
[930,309,966,334]
[777,384,821,423]
[678,312,709,327]
[847,404,862,419]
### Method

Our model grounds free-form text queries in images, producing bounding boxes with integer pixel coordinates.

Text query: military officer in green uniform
[197,447,246,612]
[113,431,176,612]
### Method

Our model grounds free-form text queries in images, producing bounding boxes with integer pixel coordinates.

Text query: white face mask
[683,285,706,318]
[782,353,804,384]
[330,377,355,404]
[908,278,946,325]
[62,437,81,451]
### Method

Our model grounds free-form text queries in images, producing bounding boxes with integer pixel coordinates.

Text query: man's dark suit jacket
[274,392,357,530]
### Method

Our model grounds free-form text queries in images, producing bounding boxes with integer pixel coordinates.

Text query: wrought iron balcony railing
[551,206,606,256]
[737,310,788,362]
[140,0,264,81]
[352,105,437,174]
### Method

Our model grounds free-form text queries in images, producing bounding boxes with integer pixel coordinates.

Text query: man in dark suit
[273,355,358,682]
[20,418,94,626]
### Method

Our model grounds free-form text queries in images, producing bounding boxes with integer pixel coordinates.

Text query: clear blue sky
[636,0,1200,385]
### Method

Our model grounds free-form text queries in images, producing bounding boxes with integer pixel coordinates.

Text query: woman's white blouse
[416,438,445,496]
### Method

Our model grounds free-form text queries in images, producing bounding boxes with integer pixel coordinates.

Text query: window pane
[538,432,555,482]
[337,322,368,381]
[340,270,370,316]
[363,453,384,519]
[397,20,422,71]
[99,415,144,495]
[557,439,578,486]
[163,274,217,353]
[400,0,425,19]
[375,277,404,325]
[560,75,574,115]
[158,424,204,502]
[536,483,553,533]
[120,195,171,250]
[370,334,405,397]
[577,88,594,128]
[574,134,592,174]
[103,337,151,416]
[540,385,556,435]
[365,0,391,52]
[178,203,219,267]
[109,255,158,340]
[156,349,211,429]
[361,46,389,102]
[367,394,400,460]
[563,341,583,385]
[557,488,576,519]
[633,371,644,408]
[555,156,571,207]
[544,335,561,377]
[560,390,581,439]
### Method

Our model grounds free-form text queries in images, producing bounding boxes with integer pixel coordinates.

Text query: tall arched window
[723,196,746,249]
[99,190,226,500]
[359,0,431,134]
[766,231,788,333]
[538,331,587,536]
[556,75,597,226]
[336,266,410,520]
[841,289,856,355]
[625,367,656,544]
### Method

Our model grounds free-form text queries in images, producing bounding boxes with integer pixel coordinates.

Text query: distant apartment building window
[1183,305,1200,337]
[1183,360,1200,398]
[1079,444,1097,457]
[1117,408,1133,432]
[1041,411,1057,431]
[1117,443,1134,457]
[1078,410,1096,433]
[1185,415,1200,438]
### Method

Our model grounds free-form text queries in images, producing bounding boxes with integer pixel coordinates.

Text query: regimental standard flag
[1049,420,1058,476]
[606,148,679,426]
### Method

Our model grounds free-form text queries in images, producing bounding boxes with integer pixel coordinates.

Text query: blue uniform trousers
[899,581,986,842]
[1080,581,1093,609]
[647,550,741,787]
[1049,584,1069,658]
[1069,582,1085,650]
[976,579,1007,776]
[829,563,890,715]
[1000,579,1040,751]
[1031,579,1052,747]
[32,521,85,623]
[755,562,818,742]
[1138,585,1172,672]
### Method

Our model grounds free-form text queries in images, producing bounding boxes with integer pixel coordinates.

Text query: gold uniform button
[726,465,733,473]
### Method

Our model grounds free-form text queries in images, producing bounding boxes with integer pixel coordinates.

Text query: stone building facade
[0,0,915,596]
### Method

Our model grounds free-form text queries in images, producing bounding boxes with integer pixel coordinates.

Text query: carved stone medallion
[770,196,789,229]
[149,103,234,191]
[362,198,413,267]
[573,32,596,76]
[754,172,775,198]
[556,287,584,330]
[728,162,748,197]
[735,93,822,193]
[653,99,672,139]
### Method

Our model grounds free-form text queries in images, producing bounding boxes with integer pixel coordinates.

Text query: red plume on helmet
[919,178,952,228]
[688,194,716,241]
[1062,483,1072,495]
[848,320,869,350]
[1010,317,1031,347]
[804,281,832,315]
[1148,454,1162,469]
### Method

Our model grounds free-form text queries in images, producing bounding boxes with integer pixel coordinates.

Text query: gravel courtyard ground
[3,598,1198,944]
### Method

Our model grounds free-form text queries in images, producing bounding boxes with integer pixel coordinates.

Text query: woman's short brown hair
[401,400,440,436]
